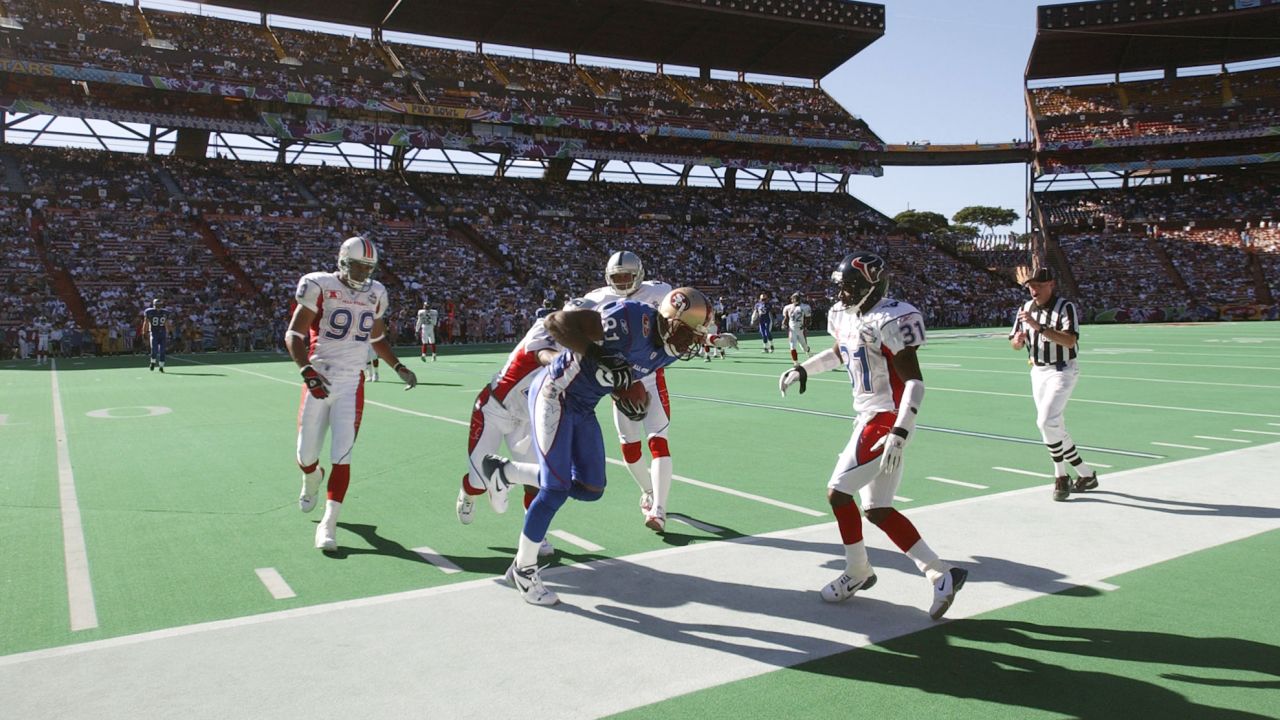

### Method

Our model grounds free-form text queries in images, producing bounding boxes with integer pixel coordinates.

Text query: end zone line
[50,359,98,631]
[175,357,822,517]
[253,568,296,600]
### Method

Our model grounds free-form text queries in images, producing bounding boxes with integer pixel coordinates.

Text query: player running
[780,251,967,620]
[284,236,417,552]
[781,292,812,363]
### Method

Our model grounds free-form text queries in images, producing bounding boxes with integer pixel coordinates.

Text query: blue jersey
[144,307,169,336]
[545,299,676,413]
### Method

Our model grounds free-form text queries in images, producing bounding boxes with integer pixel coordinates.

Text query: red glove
[301,364,330,399]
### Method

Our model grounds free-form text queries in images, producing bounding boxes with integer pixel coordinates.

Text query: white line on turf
[669,516,726,534]
[1270,423,1280,427]
[50,359,98,631]
[173,357,824,516]
[547,530,604,553]
[412,547,463,574]
[1086,581,1120,592]
[894,496,913,503]
[253,568,296,600]
[1091,463,1113,468]
[912,365,1280,390]
[1152,442,1210,450]
[992,466,1053,478]
[926,476,989,490]
[1234,429,1280,437]
[1194,435,1250,444]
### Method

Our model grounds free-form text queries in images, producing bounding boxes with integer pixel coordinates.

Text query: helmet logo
[850,255,884,283]
[669,291,690,314]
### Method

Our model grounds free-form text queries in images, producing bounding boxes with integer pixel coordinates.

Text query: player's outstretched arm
[544,309,603,355]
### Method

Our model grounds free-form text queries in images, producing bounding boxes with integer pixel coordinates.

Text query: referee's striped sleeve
[1059,299,1079,336]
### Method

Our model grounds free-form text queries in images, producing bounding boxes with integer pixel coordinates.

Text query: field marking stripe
[912,365,1280,390]
[175,357,820,516]
[1152,442,1210,450]
[688,369,1280,419]
[668,515,726,534]
[51,359,98,632]
[919,353,1280,372]
[1091,463,1113,468]
[413,547,463,574]
[671,393,1163,459]
[253,568,296,600]
[926,476,989,489]
[1194,435,1250,444]
[3,441,1271,669]
[894,496,912,503]
[547,530,604,553]
[992,466,1053,478]
[1234,429,1280,436]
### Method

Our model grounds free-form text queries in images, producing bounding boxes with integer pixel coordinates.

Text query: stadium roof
[206,0,884,79]
[1027,1,1280,80]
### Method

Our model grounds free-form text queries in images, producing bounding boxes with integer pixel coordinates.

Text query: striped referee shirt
[1010,295,1079,368]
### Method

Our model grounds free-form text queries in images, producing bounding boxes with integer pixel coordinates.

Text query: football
[612,381,649,408]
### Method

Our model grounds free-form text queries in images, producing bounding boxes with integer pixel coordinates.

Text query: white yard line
[412,547,463,574]
[50,360,98,632]
[926,476,989,490]
[1194,435,1250,444]
[992,466,1054,479]
[253,568,296,600]
[1152,442,1210,450]
[1234,429,1280,437]
[669,515,727,534]
[547,530,604,553]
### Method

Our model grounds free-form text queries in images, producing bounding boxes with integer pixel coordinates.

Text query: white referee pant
[1031,362,1080,451]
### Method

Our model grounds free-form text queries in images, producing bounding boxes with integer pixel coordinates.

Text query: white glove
[871,430,908,474]
[394,363,418,390]
[778,365,807,397]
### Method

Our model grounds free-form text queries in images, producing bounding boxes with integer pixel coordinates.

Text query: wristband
[286,330,306,340]
[369,334,385,343]
[300,363,314,375]
[393,362,406,372]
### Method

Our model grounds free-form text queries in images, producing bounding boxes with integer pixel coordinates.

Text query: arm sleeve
[1008,302,1026,338]
[1059,301,1079,336]
[294,276,319,312]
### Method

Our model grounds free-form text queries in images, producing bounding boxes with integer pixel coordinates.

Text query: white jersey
[827,297,926,415]
[582,280,672,309]
[35,321,52,340]
[489,318,559,414]
[415,308,438,329]
[783,302,812,330]
[294,271,388,376]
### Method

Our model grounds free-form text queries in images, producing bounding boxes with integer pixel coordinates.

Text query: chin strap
[891,379,925,440]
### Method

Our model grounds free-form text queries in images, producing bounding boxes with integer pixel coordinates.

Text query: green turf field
[2,321,1278,717]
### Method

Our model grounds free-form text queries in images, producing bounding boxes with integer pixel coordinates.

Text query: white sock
[515,533,541,569]
[905,538,947,583]
[844,540,873,579]
[506,460,542,487]
[651,456,672,512]
[626,458,653,494]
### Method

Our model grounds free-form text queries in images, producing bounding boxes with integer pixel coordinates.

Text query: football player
[492,287,714,605]
[781,292,813,363]
[580,251,678,532]
[416,301,439,361]
[33,316,52,366]
[750,293,775,353]
[284,236,418,552]
[779,251,968,621]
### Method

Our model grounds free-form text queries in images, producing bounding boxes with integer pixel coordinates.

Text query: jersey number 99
[324,308,375,342]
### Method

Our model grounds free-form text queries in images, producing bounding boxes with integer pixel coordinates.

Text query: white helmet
[338,236,378,292]
[658,287,715,360]
[605,250,644,296]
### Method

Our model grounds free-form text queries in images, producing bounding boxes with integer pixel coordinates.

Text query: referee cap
[1024,267,1055,285]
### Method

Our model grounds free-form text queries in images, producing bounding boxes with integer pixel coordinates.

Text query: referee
[1009,267,1098,502]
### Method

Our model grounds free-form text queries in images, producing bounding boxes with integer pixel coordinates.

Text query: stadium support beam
[588,159,606,182]
[836,172,850,193]
[760,168,773,190]
[677,164,692,187]
[544,156,572,181]
[390,144,406,172]
[725,167,737,190]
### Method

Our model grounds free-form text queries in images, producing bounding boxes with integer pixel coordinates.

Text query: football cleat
[639,490,654,515]
[299,467,324,513]
[504,562,559,605]
[1073,472,1099,492]
[820,572,877,603]
[480,454,513,514]
[929,567,969,620]
[455,488,476,525]
[315,507,339,553]
[538,538,555,557]
[1053,476,1071,502]
[644,506,666,533]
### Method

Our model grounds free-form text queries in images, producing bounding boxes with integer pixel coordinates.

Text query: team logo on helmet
[850,255,884,284]
[669,291,690,314]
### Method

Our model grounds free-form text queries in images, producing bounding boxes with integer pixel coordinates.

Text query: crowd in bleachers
[1031,66,1280,146]
[1037,176,1280,228]
[0,0,878,145]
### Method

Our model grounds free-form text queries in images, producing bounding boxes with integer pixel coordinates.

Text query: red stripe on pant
[856,412,897,467]
[353,372,365,440]
[655,368,671,418]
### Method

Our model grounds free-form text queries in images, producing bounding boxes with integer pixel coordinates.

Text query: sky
[835,1,1042,231]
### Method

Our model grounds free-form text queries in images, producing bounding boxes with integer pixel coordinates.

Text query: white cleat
[315,512,339,552]
[479,454,513,514]
[929,567,969,620]
[639,490,654,515]
[504,561,559,605]
[456,488,476,525]
[298,467,324,513]
[644,506,666,533]
[820,571,877,603]
[538,538,556,557]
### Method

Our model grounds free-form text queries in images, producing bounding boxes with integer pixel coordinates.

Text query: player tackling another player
[780,251,967,620]
[285,236,417,552]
